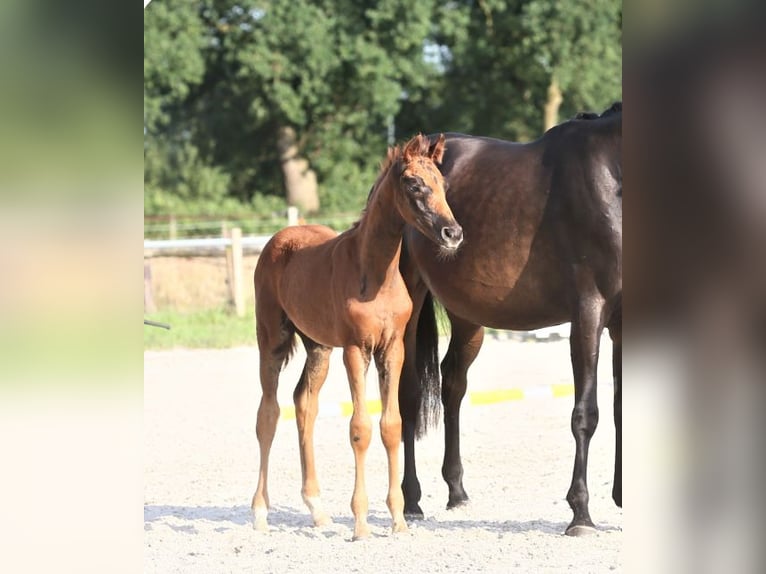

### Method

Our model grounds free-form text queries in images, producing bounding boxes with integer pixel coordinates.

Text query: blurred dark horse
[399,103,622,536]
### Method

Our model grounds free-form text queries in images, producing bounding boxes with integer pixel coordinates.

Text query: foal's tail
[415,291,442,438]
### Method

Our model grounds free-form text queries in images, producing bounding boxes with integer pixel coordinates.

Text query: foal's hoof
[252,509,269,532]
[391,520,409,534]
[352,525,371,541]
[565,523,598,537]
[312,512,332,527]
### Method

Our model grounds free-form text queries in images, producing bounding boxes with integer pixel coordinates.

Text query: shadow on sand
[144,503,620,536]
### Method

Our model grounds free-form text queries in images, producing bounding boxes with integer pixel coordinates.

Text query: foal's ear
[403,133,429,161]
[429,133,446,164]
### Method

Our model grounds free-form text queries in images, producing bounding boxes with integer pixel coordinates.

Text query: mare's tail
[415,291,442,438]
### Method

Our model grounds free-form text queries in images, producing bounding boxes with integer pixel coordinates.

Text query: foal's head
[395,133,463,252]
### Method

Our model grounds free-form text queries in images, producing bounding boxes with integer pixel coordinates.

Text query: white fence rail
[144,235,272,253]
[143,229,572,339]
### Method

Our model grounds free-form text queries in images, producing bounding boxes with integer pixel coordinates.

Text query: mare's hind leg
[374,339,407,534]
[293,336,332,526]
[565,289,608,536]
[251,302,294,531]
[399,283,429,518]
[441,313,484,509]
[608,302,622,508]
[343,345,373,540]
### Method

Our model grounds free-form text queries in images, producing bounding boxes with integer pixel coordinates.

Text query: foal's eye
[410,184,428,196]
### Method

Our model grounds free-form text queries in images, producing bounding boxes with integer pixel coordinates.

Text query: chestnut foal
[251,134,462,539]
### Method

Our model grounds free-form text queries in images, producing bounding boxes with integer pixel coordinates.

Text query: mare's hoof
[404,506,424,520]
[565,523,598,537]
[446,497,470,510]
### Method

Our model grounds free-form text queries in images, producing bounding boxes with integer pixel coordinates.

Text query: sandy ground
[145,337,622,573]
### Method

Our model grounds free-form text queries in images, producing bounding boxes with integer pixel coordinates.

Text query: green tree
[144,0,622,220]
[145,0,444,216]
[397,0,622,141]
[521,0,622,130]
[144,0,233,215]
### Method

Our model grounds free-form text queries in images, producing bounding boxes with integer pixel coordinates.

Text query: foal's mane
[349,145,406,231]
[366,146,403,204]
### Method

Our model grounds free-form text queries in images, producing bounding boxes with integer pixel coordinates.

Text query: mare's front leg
[441,314,484,509]
[374,339,407,534]
[343,344,373,540]
[293,336,332,526]
[565,286,607,536]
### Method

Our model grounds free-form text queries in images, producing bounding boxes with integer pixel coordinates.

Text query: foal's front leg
[343,345,372,540]
[375,339,408,534]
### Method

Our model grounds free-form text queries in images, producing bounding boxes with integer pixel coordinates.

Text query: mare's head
[394,133,463,252]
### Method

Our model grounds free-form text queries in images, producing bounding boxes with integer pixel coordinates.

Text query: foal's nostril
[441,225,464,245]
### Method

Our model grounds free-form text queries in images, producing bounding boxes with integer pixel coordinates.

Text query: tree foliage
[144,0,622,218]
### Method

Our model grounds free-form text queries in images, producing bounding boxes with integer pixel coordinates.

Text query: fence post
[169,214,177,240]
[230,227,245,317]
[222,225,234,304]
[144,258,156,313]
[287,206,299,226]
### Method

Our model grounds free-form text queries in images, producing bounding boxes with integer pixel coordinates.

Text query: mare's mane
[574,101,622,120]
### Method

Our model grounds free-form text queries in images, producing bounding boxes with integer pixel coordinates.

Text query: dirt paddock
[145,337,622,572]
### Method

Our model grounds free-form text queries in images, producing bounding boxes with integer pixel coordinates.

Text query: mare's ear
[429,133,446,164]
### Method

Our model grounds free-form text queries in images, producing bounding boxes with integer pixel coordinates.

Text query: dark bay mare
[399,103,622,536]
[252,134,463,540]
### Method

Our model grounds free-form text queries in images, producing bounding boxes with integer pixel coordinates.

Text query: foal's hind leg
[374,340,407,534]
[293,337,332,526]
[343,345,373,540]
[252,307,294,531]
[441,314,484,509]
[565,290,607,536]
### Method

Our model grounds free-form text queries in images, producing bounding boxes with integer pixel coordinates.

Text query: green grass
[144,301,452,351]
[144,307,256,350]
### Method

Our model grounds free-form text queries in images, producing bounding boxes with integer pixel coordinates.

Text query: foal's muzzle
[440,224,464,250]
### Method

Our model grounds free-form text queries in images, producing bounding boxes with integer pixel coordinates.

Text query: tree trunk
[543,75,563,132]
[277,126,320,213]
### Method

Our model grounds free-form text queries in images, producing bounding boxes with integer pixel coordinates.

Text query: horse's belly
[431,281,569,330]
[414,241,571,330]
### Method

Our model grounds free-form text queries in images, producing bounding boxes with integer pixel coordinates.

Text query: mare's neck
[356,166,405,294]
